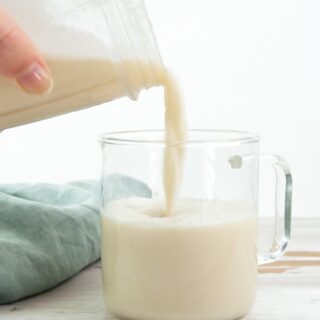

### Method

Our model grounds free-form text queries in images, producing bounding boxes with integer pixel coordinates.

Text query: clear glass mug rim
[99,129,260,146]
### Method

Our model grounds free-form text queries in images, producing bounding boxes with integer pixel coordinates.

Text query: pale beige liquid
[163,73,187,215]
[0,59,150,130]
[101,198,257,320]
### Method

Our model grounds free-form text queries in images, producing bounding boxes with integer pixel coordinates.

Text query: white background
[0,0,317,217]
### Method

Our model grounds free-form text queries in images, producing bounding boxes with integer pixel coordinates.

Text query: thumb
[0,8,53,94]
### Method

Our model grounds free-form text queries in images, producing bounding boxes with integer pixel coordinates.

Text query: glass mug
[100,130,292,320]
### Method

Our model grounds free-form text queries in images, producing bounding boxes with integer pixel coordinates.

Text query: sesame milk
[101,67,257,320]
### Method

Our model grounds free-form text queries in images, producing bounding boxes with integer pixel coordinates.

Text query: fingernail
[16,63,53,95]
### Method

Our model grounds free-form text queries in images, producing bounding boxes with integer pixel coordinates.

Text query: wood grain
[0,218,319,320]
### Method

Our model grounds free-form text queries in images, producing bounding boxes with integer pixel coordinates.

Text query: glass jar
[0,0,164,130]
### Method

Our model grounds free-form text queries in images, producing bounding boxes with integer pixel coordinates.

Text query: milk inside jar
[0,0,164,130]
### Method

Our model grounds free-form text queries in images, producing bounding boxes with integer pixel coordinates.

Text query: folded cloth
[0,174,151,304]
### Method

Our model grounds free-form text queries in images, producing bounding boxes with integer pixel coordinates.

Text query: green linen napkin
[0,174,151,304]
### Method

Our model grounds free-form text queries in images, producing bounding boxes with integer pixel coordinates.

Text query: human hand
[0,7,52,94]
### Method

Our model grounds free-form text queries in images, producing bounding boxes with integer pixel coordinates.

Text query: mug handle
[258,154,293,265]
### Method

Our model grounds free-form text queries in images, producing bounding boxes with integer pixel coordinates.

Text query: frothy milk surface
[101,198,257,320]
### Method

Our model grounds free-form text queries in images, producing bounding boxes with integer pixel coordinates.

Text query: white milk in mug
[102,198,257,320]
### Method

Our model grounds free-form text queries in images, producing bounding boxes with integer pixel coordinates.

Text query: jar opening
[103,0,165,99]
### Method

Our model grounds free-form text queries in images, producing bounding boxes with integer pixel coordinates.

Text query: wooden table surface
[0,218,319,320]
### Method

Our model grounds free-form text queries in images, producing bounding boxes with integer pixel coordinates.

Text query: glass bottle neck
[103,0,165,99]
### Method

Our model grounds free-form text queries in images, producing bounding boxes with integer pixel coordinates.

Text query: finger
[0,8,53,94]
